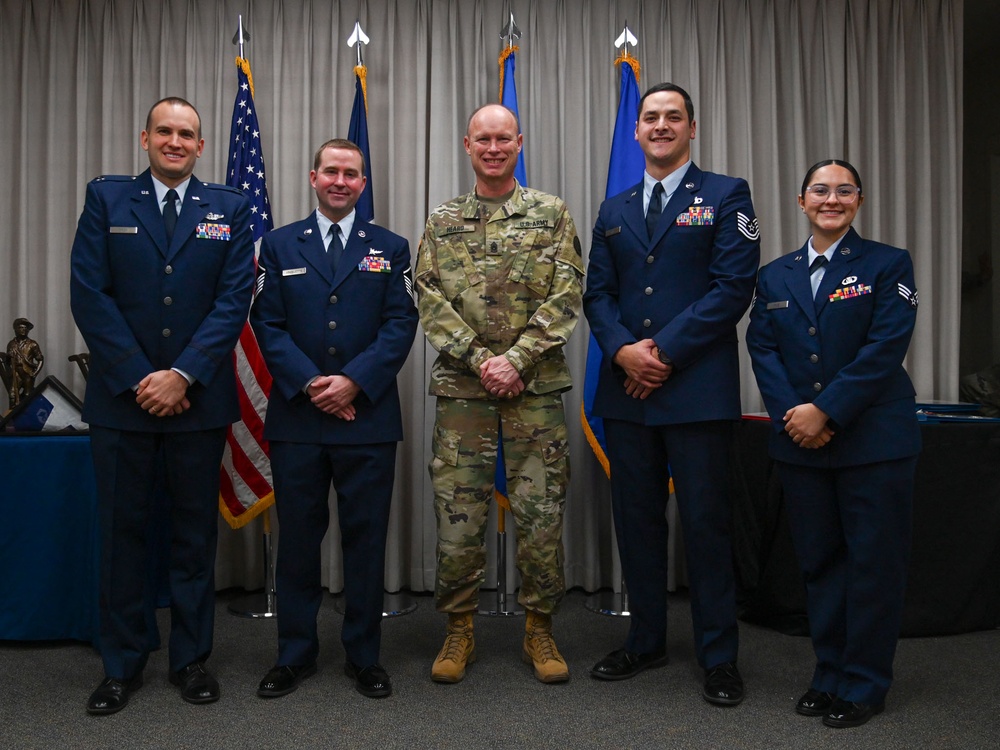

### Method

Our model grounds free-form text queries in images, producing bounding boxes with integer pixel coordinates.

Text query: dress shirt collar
[150,175,192,214]
[643,160,691,213]
[315,208,356,251]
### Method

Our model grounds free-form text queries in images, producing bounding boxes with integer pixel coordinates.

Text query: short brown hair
[145,97,202,138]
[312,139,366,174]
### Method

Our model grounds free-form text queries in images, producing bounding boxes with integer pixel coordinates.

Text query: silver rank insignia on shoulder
[206,212,225,221]
[842,275,858,285]
[693,197,704,205]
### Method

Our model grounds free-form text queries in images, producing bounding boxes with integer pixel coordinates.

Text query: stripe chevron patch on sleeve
[898,282,918,308]
[737,212,760,241]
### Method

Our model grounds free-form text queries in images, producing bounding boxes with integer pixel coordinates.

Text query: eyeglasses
[804,184,862,203]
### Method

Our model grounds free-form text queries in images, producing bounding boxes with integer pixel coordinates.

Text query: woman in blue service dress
[746,160,921,729]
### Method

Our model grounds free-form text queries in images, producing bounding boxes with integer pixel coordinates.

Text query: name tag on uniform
[110,226,138,234]
[282,267,307,276]
[766,300,789,310]
[604,226,622,237]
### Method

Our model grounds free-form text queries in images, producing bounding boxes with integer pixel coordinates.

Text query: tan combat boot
[522,610,570,683]
[431,612,476,683]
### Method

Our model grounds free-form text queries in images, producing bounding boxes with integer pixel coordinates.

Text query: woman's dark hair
[800,159,863,196]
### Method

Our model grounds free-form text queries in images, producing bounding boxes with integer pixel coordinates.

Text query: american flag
[219,57,275,529]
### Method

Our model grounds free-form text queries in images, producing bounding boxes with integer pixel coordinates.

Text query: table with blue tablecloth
[0,435,100,643]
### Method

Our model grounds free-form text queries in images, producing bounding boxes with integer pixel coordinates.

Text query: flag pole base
[477,588,525,617]
[584,589,630,617]
[228,590,277,619]
[334,592,418,619]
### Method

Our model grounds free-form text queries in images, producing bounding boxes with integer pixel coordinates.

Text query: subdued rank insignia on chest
[828,284,872,302]
[898,282,918,308]
[359,255,392,273]
[676,206,715,226]
[196,222,231,240]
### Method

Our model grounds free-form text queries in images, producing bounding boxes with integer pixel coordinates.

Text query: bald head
[464,104,523,197]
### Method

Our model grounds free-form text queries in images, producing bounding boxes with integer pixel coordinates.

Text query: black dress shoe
[796,688,835,716]
[590,648,669,681]
[169,662,220,704]
[345,662,392,698]
[823,698,884,728]
[86,674,143,715]
[257,664,317,698]
[703,662,744,706]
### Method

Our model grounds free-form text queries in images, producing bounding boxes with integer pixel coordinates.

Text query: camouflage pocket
[538,422,570,466]
[432,424,462,467]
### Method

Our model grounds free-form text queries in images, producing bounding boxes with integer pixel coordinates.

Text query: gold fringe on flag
[354,63,369,113]
[614,50,640,83]
[497,44,519,100]
[236,57,255,98]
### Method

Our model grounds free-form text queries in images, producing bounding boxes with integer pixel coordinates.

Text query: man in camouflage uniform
[416,104,583,684]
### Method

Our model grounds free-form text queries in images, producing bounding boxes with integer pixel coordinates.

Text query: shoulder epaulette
[91,175,135,184]
[201,182,245,196]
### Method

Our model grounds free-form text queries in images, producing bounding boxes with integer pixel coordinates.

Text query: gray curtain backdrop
[0,0,962,594]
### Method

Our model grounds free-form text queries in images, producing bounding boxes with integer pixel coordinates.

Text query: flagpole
[331,20,416,619]
[222,16,278,619]
[585,25,645,618]
[479,11,526,618]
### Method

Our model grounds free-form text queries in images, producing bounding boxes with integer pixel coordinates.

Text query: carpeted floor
[1,589,997,749]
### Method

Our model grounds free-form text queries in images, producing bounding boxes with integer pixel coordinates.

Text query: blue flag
[348,67,375,222]
[492,45,529,506]
[500,47,528,186]
[582,55,645,477]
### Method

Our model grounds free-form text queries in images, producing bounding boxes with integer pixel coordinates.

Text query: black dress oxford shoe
[823,698,884,728]
[796,688,835,716]
[257,663,317,698]
[589,648,669,681]
[703,662,744,706]
[86,674,143,715]
[169,662,220,704]
[345,662,392,698]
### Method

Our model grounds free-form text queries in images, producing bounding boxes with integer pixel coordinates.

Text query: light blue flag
[582,55,645,476]
[347,67,375,222]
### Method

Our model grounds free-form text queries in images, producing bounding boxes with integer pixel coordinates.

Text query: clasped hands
[480,355,524,399]
[613,339,672,400]
[308,374,361,421]
[136,370,190,417]
[783,403,835,449]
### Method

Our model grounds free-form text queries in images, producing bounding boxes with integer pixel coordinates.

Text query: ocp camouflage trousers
[430,393,570,614]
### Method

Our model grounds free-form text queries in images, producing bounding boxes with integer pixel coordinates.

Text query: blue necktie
[646,182,664,240]
[163,188,178,243]
[329,223,344,275]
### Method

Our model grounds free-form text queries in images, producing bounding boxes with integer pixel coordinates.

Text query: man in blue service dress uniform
[70,97,255,714]
[250,139,418,699]
[584,83,760,705]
